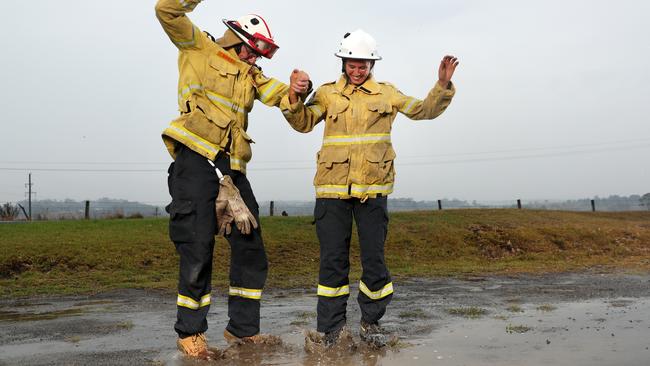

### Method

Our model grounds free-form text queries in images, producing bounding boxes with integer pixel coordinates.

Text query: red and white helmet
[223,14,279,59]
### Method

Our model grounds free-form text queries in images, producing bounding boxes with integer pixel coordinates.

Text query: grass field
[1,210,649,297]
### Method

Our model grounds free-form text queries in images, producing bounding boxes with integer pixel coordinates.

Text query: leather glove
[215,175,258,236]
[215,195,235,236]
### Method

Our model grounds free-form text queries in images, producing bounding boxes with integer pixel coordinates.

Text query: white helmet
[223,14,279,59]
[335,29,382,60]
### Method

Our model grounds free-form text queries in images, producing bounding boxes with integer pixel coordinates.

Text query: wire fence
[1,196,648,222]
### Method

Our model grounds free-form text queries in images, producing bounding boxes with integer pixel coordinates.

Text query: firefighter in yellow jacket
[155,0,308,359]
[281,30,458,348]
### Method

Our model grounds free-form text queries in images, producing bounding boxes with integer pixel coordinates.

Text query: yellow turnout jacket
[156,0,289,173]
[280,75,455,200]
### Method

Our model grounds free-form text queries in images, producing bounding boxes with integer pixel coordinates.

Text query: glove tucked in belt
[209,159,258,236]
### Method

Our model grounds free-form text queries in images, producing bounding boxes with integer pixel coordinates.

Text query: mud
[1,272,649,365]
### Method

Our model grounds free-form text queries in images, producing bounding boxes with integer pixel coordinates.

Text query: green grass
[506,305,524,313]
[446,306,489,318]
[506,324,532,334]
[1,209,650,297]
[536,304,557,312]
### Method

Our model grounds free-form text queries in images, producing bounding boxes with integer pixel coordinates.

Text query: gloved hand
[215,175,258,236]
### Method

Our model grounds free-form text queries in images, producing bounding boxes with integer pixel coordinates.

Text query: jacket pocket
[166,199,196,243]
[365,101,393,129]
[367,101,392,114]
[183,108,231,146]
[206,57,239,98]
[326,98,349,123]
[231,127,254,162]
[314,146,350,185]
[363,145,396,184]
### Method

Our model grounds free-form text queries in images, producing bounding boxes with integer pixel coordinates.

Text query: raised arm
[155,0,205,50]
[393,55,459,120]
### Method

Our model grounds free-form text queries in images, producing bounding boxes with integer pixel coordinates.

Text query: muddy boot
[177,333,220,360]
[360,320,394,348]
[304,326,355,353]
[223,329,282,346]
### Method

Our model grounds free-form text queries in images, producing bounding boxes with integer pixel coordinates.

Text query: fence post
[591,199,596,212]
[517,199,522,209]
[85,200,90,220]
[270,201,274,217]
[437,200,442,210]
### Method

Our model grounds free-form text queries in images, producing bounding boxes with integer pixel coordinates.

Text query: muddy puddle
[1,273,649,365]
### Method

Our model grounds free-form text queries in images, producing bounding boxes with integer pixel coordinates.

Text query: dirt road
[1,272,649,365]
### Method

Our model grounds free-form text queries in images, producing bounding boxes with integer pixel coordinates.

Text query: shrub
[0,202,19,221]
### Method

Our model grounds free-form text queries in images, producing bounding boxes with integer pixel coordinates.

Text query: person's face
[238,44,261,65]
[345,59,372,85]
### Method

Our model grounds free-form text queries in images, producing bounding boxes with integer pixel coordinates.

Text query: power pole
[24,173,35,221]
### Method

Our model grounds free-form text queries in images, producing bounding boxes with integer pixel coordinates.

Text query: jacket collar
[227,47,254,74]
[334,75,381,95]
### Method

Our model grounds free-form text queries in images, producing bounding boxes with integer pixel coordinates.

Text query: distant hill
[9,193,648,220]
[259,194,648,217]
[16,198,163,220]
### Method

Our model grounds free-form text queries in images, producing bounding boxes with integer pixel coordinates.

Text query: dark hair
[341,59,375,73]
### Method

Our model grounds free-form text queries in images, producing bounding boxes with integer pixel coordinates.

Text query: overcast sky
[1,0,648,206]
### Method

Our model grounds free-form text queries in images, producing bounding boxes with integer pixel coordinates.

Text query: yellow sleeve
[155,0,205,50]
[393,82,456,120]
[279,86,327,133]
[254,72,290,107]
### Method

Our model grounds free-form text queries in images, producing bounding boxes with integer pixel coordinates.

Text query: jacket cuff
[431,81,456,98]
[280,94,304,113]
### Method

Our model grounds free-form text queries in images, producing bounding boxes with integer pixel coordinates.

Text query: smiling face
[344,59,373,85]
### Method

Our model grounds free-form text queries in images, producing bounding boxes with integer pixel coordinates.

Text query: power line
[1,137,649,166]
[0,161,167,165]
[0,167,164,172]
[1,141,649,173]
[399,137,650,159]
[399,143,650,166]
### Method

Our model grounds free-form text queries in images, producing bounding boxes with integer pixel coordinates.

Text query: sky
[1,0,649,206]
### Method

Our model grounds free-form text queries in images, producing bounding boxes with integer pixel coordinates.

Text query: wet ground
[1,272,649,365]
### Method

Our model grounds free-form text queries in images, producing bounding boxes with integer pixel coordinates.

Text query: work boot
[177,333,219,360]
[304,326,355,353]
[323,326,344,347]
[359,320,393,348]
[223,329,281,345]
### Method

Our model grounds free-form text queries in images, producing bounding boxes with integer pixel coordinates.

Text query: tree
[641,193,650,211]
[0,202,19,221]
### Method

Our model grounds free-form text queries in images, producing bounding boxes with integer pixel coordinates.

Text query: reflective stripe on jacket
[280,75,455,200]
[155,0,289,174]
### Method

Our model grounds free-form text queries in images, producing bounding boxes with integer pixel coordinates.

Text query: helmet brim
[334,52,382,60]
[223,19,279,59]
